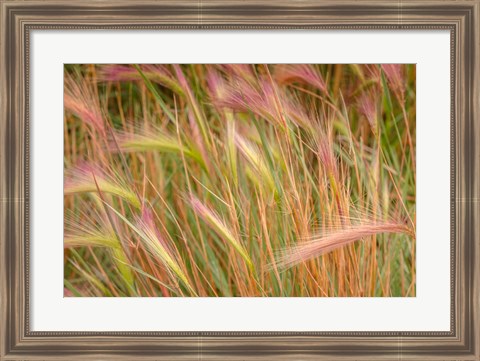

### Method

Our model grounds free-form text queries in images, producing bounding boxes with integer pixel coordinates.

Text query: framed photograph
[1,1,479,360]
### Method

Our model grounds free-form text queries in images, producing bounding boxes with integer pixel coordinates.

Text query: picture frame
[1,0,478,359]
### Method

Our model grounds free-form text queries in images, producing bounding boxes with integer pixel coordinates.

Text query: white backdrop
[31,30,451,331]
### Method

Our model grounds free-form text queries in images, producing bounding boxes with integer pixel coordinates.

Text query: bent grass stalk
[114,130,206,169]
[65,165,141,209]
[104,203,197,296]
[275,221,413,270]
[189,194,254,273]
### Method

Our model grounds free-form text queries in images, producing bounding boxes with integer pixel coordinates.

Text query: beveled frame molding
[1,1,479,360]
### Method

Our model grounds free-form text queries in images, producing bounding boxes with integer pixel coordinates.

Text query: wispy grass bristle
[274,220,412,270]
[189,194,254,273]
[64,164,141,209]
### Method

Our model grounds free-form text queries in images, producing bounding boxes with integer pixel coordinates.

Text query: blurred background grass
[64,64,416,297]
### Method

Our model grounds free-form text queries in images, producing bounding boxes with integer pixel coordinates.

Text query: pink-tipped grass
[65,164,141,209]
[188,194,254,273]
[105,203,196,295]
[274,64,327,93]
[64,71,106,135]
[64,64,416,297]
[97,64,185,96]
[113,127,207,169]
[274,220,412,270]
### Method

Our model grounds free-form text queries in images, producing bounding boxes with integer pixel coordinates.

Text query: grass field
[64,64,416,297]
